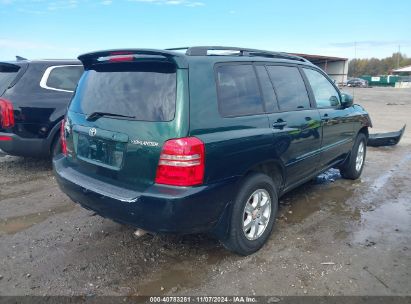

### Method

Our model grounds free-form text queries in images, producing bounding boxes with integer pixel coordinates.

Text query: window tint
[216,65,264,116]
[266,66,310,111]
[0,64,20,95]
[70,62,176,122]
[255,65,277,112]
[303,68,340,108]
[46,66,83,91]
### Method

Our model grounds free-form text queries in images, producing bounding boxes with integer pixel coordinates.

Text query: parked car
[0,58,83,157]
[53,47,372,255]
[346,78,368,87]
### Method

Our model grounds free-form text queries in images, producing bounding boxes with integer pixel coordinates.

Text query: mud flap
[368,125,406,147]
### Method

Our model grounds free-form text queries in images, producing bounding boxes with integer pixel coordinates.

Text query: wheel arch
[46,118,63,155]
[358,126,369,140]
[243,159,285,193]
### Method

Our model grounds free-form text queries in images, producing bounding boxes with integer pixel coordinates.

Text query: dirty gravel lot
[0,87,410,296]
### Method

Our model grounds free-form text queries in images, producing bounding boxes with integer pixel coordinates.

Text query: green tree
[348,53,411,77]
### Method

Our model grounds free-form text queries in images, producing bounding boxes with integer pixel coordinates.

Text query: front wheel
[340,133,367,180]
[222,173,278,256]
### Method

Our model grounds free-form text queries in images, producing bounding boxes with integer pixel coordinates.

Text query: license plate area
[76,132,126,170]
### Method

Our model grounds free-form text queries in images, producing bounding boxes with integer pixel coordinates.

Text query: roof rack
[166,46,309,63]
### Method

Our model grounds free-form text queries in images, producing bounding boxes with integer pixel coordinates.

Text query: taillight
[60,119,67,155]
[0,136,12,141]
[0,98,15,129]
[155,137,205,186]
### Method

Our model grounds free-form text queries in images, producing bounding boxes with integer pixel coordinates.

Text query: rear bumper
[53,155,237,234]
[0,132,49,157]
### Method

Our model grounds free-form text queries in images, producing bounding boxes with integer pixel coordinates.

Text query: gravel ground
[0,87,410,296]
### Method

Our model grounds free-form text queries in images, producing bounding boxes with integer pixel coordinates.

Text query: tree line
[348,53,411,77]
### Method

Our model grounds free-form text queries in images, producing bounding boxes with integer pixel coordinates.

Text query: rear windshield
[70,62,177,121]
[0,64,20,95]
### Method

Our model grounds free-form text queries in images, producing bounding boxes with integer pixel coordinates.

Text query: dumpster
[360,75,400,87]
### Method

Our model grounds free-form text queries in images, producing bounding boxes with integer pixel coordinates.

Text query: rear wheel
[222,173,278,256]
[340,133,367,180]
[51,133,62,158]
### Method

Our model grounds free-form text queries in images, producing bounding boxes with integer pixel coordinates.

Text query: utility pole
[397,45,401,69]
[354,41,357,76]
[353,41,357,97]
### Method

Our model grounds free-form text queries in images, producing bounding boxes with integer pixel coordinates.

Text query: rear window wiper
[86,112,136,121]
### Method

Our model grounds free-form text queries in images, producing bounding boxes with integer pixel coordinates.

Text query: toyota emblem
[89,128,97,137]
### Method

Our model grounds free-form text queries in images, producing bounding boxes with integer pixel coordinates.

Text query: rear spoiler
[78,49,188,70]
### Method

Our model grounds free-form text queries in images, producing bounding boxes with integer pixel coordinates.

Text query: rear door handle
[272,121,287,129]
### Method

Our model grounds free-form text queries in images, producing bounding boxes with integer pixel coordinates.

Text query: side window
[255,65,277,112]
[303,68,340,108]
[43,66,83,92]
[266,65,311,111]
[216,64,264,117]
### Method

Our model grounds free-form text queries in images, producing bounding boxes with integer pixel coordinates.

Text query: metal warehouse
[292,53,349,84]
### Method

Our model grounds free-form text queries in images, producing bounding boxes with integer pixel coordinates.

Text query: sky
[0,0,410,61]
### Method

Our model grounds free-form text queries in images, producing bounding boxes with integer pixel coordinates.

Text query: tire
[222,173,278,256]
[50,134,62,158]
[339,133,367,180]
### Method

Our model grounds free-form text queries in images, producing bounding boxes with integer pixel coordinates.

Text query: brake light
[60,119,67,155]
[0,98,15,129]
[155,137,205,186]
[0,136,12,141]
[109,51,134,62]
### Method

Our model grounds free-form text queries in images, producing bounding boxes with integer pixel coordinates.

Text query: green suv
[53,46,372,255]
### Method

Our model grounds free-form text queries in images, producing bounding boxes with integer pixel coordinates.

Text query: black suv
[54,47,372,255]
[0,59,83,157]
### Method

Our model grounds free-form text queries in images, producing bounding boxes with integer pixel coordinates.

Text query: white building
[392,65,411,75]
[291,53,349,84]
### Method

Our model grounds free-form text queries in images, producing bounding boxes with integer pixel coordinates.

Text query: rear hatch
[65,51,189,192]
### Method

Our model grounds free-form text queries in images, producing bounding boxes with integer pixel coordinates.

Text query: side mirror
[341,93,354,108]
[329,96,340,107]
